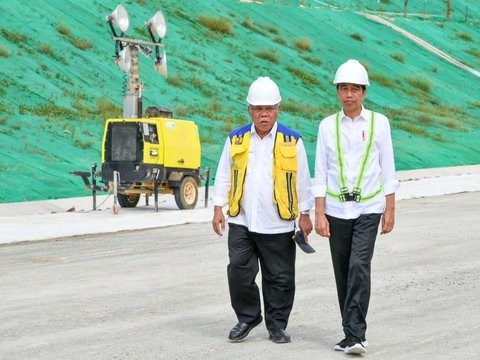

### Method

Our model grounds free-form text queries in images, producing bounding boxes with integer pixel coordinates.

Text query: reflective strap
[354,112,376,194]
[358,186,383,201]
[330,111,380,202]
[334,112,348,193]
[326,185,382,203]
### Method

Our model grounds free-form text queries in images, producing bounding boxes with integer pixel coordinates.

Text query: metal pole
[153,168,159,212]
[91,163,97,210]
[123,45,140,118]
[204,167,210,208]
[112,36,165,48]
[113,171,119,215]
[137,83,143,118]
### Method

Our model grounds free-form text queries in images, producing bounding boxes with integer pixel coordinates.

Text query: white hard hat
[246,76,282,105]
[333,59,370,86]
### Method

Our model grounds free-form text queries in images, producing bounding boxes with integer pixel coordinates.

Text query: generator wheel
[117,193,140,208]
[174,176,198,209]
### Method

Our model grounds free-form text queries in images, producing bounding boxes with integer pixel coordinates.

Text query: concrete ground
[1,191,479,359]
[1,165,480,244]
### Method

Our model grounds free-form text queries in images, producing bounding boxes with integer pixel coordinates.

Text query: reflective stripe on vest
[326,111,382,203]
[273,127,299,220]
[228,125,251,217]
[228,124,300,220]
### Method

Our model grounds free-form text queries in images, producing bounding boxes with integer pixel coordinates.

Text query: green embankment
[0,0,479,203]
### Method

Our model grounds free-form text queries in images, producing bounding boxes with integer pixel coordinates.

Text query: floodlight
[107,5,130,33]
[154,51,167,78]
[115,47,131,73]
[146,11,167,39]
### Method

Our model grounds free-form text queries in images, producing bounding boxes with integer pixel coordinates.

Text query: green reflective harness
[326,111,382,203]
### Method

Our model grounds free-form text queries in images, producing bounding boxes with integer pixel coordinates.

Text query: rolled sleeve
[312,121,328,198]
[296,138,314,211]
[311,184,327,198]
[378,116,400,196]
[212,138,232,207]
[212,194,228,207]
[382,178,399,195]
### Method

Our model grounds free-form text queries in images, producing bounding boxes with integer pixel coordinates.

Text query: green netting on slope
[296,0,480,21]
[0,0,479,203]
[389,18,480,69]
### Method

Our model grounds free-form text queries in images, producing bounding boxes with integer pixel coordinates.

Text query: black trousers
[227,223,296,330]
[327,213,381,341]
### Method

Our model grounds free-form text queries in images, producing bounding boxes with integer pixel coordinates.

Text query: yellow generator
[101,109,201,209]
[72,5,208,212]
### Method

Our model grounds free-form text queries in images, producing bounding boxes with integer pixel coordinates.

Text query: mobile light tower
[71,4,203,213]
[106,4,168,118]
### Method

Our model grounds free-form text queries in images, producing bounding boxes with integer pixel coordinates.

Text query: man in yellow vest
[212,77,313,344]
[313,60,400,354]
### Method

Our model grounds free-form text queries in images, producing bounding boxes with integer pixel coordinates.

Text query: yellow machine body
[101,117,201,169]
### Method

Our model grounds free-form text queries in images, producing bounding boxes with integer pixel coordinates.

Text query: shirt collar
[341,105,368,122]
[250,122,278,138]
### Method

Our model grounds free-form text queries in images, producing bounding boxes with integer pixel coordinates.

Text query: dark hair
[336,84,366,91]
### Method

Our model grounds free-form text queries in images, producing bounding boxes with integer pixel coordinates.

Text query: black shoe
[228,316,262,342]
[334,337,368,352]
[334,338,349,351]
[268,328,291,343]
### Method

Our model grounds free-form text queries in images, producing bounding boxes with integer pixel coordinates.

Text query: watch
[301,210,310,215]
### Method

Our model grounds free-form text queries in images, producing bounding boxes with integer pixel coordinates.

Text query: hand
[298,213,313,242]
[381,208,395,234]
[315,213,330,237]
[212,206,225,236]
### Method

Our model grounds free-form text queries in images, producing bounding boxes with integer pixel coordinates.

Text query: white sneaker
[334,339,368,351]
[345,342,367,354]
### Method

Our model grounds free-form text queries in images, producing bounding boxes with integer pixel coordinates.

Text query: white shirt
[213,122,314,234]
[312,107,399,219]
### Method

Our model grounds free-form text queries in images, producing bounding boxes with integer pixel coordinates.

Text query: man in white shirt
[313,60,399,354]
[212,77,313,344]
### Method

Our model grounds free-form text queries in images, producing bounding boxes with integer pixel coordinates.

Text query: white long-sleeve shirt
[312,107,399,219]
[213,122,314,234]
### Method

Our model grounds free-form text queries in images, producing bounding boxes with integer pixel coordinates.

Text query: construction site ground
[1,166,479,359]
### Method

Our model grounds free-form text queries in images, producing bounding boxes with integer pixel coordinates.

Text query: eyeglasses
[249,105,278,113]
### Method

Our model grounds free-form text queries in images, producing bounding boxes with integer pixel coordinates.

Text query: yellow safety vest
[228,123,300,220]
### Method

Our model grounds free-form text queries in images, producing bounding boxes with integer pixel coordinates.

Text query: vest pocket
[231,143,248,168]
[279,145,298,171]
[231,143,248,155]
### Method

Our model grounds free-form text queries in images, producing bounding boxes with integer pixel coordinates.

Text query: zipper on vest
[286,172,294,219]
[232,169,239,199]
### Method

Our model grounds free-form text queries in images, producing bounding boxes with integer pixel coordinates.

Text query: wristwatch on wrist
[300,210,310,215]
